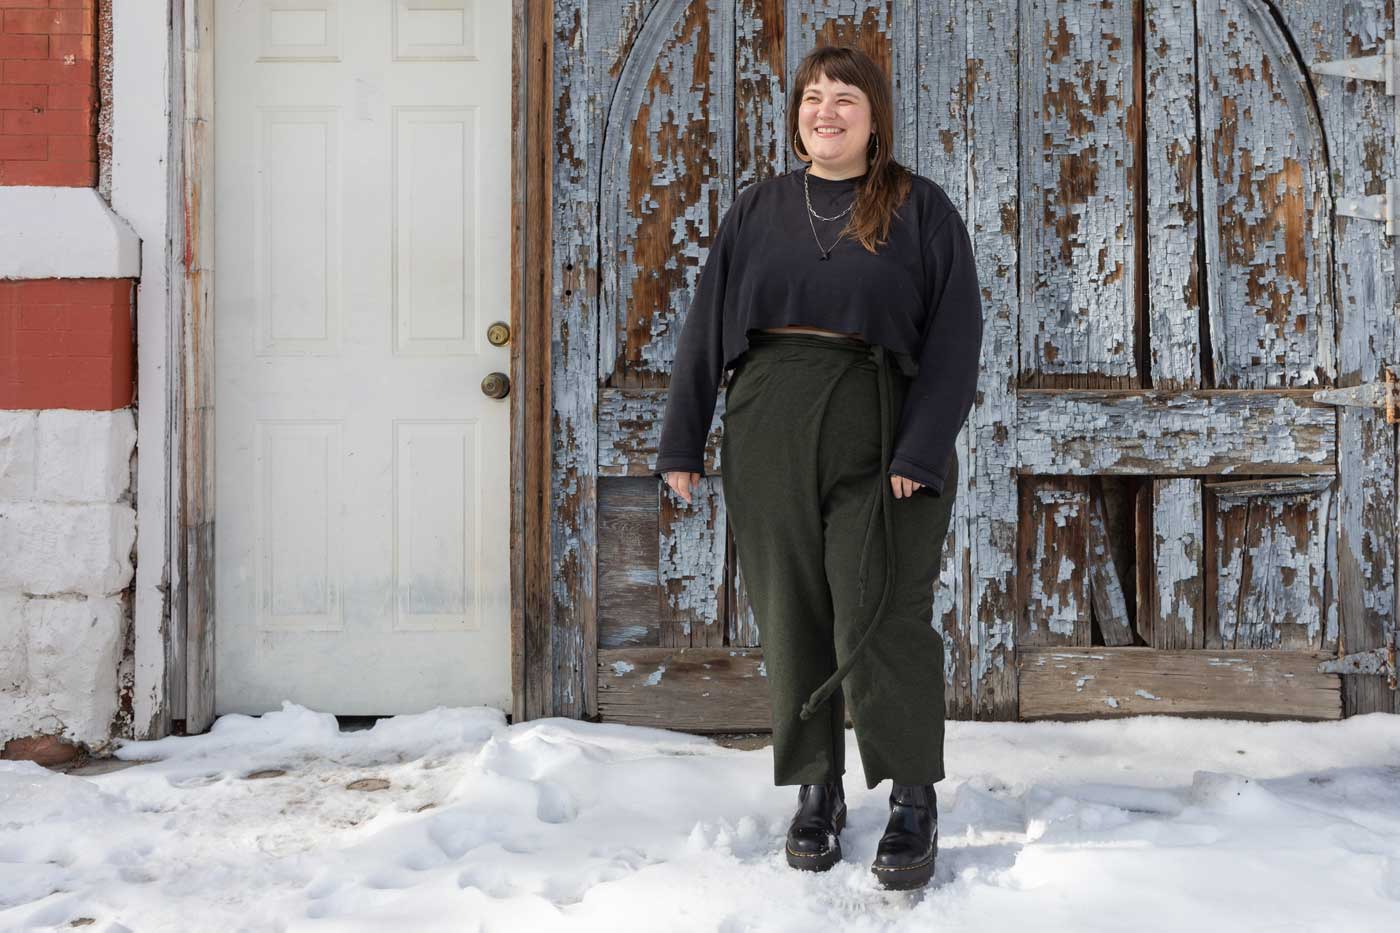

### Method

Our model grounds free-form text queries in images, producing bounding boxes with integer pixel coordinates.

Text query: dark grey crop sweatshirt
[652,165,984,497]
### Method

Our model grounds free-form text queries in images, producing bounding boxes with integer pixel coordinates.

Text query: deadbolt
[481,372,510,399]
[487,322,510,346]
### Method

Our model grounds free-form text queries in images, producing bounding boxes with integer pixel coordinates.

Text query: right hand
[663,471,702,504]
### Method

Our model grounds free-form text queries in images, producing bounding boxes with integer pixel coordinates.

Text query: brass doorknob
[487,322,510,346]
[481,372,510,399]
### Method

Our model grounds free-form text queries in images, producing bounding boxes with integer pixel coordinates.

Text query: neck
[806,159,869,181]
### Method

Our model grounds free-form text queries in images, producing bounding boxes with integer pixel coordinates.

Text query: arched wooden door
[540,0,1398,727]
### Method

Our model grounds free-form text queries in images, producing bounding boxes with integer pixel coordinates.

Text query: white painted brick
[0,591,28,692]
[0,502,136,595]
[35,409,137,503]
[25,595,124,746]
[0,412,37,499]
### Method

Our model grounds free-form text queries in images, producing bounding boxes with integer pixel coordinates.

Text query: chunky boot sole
[871,828,937,890]
[784,805,847,872]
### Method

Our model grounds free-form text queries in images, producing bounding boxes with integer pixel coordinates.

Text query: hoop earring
[869,134,879,157]
[793,129,809,161]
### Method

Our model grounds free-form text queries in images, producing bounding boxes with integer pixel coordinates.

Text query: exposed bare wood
[658,477,727,648]
[598,388,723,477]
[1277,0,1398,715]
[1152,478,1204,649]
[599,0,734,389]
[1019,647,1342,720]
[1145,0,1204,391]
[1018,478,1092,647]
[734,0,786,190]
[1020,0,1138,388]
[1087,480,1135,646]
[1205,475,1335,651]
[1017,389,1335,474]
[966,0,1020,720]
[1196,0,1336,389]
[917,0,974,720]
[597,478,659,648]
[727,534,761,647]
[597,647,770,731]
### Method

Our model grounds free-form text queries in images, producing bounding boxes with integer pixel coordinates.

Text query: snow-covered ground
[2,705,1398,932]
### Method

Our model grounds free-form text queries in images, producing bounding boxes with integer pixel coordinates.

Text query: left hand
[890,473,924,499]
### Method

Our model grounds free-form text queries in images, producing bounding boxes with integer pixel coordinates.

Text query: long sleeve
[888,209,984,496]
[652,193,743,479]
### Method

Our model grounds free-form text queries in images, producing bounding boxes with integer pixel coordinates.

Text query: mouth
[813,127,845,138]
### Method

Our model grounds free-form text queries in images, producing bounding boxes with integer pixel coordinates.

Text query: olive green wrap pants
[719,331,958,790]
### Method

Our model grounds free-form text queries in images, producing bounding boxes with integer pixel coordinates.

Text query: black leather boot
[871,781,938,890]
[784,777,846,871]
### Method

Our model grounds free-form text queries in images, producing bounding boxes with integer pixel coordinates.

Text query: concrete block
[36,409,137,503]
[0,412,37,499]
[0,591,27,692]
[25,595,124,746]
[0,502,136,595]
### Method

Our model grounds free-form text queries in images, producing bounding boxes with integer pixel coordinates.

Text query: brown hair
[788,45,913,254]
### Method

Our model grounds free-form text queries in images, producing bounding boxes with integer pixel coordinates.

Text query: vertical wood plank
[727,530,762,647]
[1145,0,1203,390]
[1018,478,1093,647]
[1151,477,1205,648]
[1278,0,1397,714]
[735,0,786,190]
[598,477,659,648]
[968,0,1020,719]
[1087,479,1135,646]
[659,477,728,648]
[917,0,974,718]
[1196,0,1336,389]
[1019,0,1139,388]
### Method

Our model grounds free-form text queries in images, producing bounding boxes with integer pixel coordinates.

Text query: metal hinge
[1312,43,1396,235]
[1310,39,1395,94]
[1317,636,1397,690]
[1313,368,1400,423]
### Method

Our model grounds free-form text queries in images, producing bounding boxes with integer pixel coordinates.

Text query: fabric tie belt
[755,336,898,722]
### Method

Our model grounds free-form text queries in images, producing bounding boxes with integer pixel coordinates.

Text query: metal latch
[1317,636,1397,690]
[1313,368,1400,423]
[1310,39,1395,94]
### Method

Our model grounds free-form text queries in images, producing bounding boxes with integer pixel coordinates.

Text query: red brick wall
[0,278,133,409]
[0,0,97,187]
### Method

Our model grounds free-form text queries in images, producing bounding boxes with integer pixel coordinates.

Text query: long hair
[788,45,913,254]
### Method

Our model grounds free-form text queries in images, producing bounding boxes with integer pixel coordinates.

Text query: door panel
[214,0,513,715]
[564,0,1398,727]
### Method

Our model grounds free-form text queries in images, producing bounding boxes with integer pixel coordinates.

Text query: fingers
[665,471,701,504]
[889,474,924,499]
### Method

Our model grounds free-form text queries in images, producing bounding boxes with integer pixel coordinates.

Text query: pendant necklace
[803,166,855,261]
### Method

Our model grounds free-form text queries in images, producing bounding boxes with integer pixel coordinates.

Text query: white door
[213,1,512,715]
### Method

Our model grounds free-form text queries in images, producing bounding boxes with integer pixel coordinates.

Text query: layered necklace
[802,165,858,261]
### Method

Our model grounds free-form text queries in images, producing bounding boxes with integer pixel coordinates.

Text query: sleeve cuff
[653,454,707,480]
[888,455,946,497]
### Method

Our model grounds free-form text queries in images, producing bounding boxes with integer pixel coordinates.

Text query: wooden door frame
[154,0,556,735]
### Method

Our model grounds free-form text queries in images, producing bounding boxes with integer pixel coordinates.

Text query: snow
[2,705,1399,931]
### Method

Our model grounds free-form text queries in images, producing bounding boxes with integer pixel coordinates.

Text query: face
[797,73,874,174]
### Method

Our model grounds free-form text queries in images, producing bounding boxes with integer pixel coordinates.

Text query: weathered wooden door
[545,0,1398,728]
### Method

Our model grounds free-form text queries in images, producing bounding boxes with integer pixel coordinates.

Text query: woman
[652,45,983,891]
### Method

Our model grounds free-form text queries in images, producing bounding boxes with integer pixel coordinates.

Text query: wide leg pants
[719,331,958,790]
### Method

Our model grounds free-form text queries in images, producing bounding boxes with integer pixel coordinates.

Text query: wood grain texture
[1019,647,1342,720]
[1145,0,1203,391]
[1019,0,1139,387]
[597,478,659,648]
[1277,0,1398,715]
[1017,478,1093,647]
[598,387,724,477]
[1151,477,1205,648]
[1197,0,1336,389]
[1205,475,1336,652]
[967,0,1020,719]
[1087,480,1135,646]
[1017,389,1335,474]
[659,477,728,647]
[597,647,770,731]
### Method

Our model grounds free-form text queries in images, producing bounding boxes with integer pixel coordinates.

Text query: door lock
[481,372,510,399]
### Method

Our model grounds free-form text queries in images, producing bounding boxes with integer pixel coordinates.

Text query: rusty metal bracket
[1310,39,1395,94]
[1317,636,1398,690]
[1333,179,1396,237]
[1313,368,1400,424]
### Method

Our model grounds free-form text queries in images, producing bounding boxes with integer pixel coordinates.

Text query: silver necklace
[803,167,855,261]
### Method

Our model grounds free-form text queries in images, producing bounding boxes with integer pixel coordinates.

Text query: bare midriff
[759,325,863,339]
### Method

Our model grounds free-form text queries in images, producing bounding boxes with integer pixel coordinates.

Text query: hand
[890,473,924,499]
[664,470,702,504]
